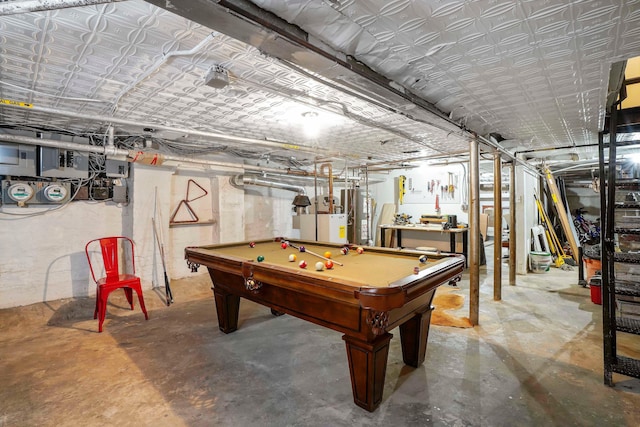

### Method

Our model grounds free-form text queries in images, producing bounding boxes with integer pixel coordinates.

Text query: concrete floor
[1,251,640,426]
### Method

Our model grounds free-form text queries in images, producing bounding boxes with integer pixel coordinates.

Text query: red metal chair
[85,236,148,332]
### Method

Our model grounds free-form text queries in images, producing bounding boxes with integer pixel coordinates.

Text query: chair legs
[123,288,134,309]
[95,284,148,333]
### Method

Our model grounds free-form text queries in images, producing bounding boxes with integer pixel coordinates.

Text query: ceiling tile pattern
[0,0,639,169]
[254,0,640,153]
[0,1,469,165]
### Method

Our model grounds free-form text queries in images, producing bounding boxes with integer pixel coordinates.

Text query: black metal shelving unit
[600,107,640,385]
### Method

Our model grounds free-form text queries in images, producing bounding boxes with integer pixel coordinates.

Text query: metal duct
[230,174,306,194]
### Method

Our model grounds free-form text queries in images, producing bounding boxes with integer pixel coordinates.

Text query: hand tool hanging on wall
[448,172,455,199]
[398,175,406,205]
[153,187,174,305]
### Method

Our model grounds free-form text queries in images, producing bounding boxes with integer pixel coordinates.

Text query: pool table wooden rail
[184,239,464,411]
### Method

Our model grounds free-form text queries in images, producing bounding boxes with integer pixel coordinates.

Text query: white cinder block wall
[0,162,308,309]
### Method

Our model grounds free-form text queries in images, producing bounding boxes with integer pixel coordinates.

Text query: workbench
[378,224,468,263]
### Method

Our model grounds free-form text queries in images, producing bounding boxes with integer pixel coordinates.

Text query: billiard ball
[249,242,256,248]
[356,247,364,254]
[324,251,332,259]
[340,247,349,255]
[419,255,428,264]
[281,242,288,249]
[315,261,324,271]
[288,254,297,262]
[257,255,265,262]
[414,266,420,274]
[299,260,307,269]
[325,260,334,269]
[299,246,306,252]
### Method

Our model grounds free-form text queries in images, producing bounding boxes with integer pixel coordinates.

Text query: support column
[469,137,480,325]
[493,153,502,300]
[509,162,517,285]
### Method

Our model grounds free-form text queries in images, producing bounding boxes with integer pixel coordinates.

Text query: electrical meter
[43,184,68,203]
[7,182,35,202]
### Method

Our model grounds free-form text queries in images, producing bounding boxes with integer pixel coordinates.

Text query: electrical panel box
[1,180,71,206]
[0,128,38,176]
[38,146,89,178]
[105,159,129,178]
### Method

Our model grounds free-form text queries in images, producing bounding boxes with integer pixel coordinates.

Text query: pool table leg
[212,287,240,333]
[342,333,392,412]
[399,306,434,367]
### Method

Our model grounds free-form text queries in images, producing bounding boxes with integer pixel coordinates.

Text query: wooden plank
[543,167,580,262]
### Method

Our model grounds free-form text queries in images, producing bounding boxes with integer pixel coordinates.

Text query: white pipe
[0,0,123,16]
[106,126,114,148]
[111,33,217,112]
[0,133,301,174]
[2,102,323,155]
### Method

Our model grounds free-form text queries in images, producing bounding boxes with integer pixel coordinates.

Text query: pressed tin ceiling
[1,0,639,171]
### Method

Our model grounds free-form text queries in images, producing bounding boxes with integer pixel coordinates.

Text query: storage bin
[529,251,552,273]
[589,275,602,305]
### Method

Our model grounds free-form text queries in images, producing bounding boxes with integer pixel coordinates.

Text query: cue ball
[299,246,306,252]
[356,247,364,254]
[324,251,332,259]
[340,247,349,255]
[281,242,288,249]
[249,242,256,248]
[299,260,307,269]
[325,260,334,269]
[419,255,428,264]
[315,261,324,271]
[288,254,297,262]
[257,255,265,262]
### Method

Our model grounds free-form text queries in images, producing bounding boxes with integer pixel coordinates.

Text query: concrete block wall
[0,163,305,309]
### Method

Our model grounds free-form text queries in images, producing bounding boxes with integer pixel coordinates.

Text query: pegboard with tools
[399,171,461,205]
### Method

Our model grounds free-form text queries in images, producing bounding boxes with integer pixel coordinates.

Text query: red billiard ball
[299,260,307,269]
[249,242,256,248]
[340,247,349,255]
[325,260,334,269]
[281,242,288,249]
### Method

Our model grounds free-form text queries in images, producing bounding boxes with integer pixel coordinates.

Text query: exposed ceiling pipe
[1,102,329,156]
[0,0,124,16]
[230,174,306,194]
[0,133,313,175]
[110,32,218,113]
[480,134,541,177]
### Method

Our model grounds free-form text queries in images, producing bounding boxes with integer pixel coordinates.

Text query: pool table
[184,238,464,411]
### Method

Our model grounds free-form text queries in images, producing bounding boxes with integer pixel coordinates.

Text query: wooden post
[509,162,517,285]
[469,137,480,325]
[493,153,502,300]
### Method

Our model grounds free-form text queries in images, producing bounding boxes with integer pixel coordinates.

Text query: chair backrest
[85,236,136,283]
